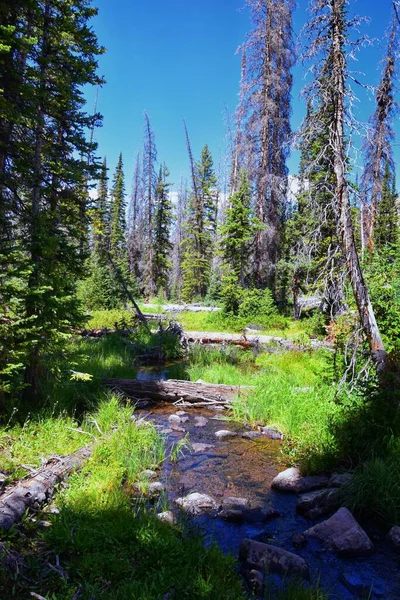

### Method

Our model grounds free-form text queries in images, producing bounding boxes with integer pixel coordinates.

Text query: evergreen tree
[375,163,399,250]
[153,164,173,295]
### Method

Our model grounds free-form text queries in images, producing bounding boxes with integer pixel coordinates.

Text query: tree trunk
[331,0,387,374]
[0,447,91,530]
[104,378,251,407]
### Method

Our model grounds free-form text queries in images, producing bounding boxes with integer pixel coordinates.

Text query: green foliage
[86,309,137,330]
[364,244,400,353]
[266,583,329,600]
[153,164,173,294]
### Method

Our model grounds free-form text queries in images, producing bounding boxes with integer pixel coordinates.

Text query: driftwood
[185,331,333,351]
[0,446,91,530]
[104,378,251,408]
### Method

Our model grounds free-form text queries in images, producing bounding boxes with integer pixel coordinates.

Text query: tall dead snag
[361,14,398,254]
[142,113,158,298]
[237,0,294,290]
[303,0,387,373]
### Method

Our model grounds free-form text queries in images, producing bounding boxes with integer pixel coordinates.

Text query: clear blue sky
[86,0,400,191]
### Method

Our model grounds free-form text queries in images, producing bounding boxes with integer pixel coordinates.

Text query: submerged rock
[242,431,263,440]
[387,526,400,550]
[246,569,265,596]
[304,507,374,557]
[271,467,329,493]
[223,497,249,509]
[193,416,208,428]
[175,492,218,515]
[215,430,237,440]
[240,538,310,580]
[191,443,215,453]
[219,508,244,522]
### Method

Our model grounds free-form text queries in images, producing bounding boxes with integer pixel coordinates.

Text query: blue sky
[86,0,400,192]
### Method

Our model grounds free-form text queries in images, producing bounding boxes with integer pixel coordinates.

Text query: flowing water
[137,367,400,600]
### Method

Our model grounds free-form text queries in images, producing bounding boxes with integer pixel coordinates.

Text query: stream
[137,366,400,600]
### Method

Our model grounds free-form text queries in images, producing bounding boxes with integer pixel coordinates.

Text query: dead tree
[142,113,158,297]
[303,0,388,375]
[361,14,398,253]
[237,0,294,291]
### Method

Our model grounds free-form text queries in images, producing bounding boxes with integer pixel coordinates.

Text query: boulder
[193,416,208,428]
[223,497,249,509]
[387,526,400,550]
[175,492,218,516]
[215,430,237,440]
[240,538,309,580]
[219,508,244,522]
[140,469,158,480]
[168,414,182,425]
[304,507,374,557]
[147,482,165,496]
[271,467,329,493]
[296,488,339,519]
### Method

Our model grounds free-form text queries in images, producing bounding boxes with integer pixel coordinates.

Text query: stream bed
[137,368,400,600]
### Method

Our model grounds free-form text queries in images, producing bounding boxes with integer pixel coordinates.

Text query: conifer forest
[1,1,400,599]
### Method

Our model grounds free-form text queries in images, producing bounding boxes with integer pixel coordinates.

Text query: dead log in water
[185,331,333,351]
[0,446,92,530]
[104,378,251,408]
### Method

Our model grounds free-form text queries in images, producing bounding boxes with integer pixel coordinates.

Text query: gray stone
[180,416,189,423]
[140,469,158,480]
[170,424,186,432]
[223,496,249,509]
[157,511,176,525]
[191,443,215,453]
[215,430,237,440]
[242,431,263,440]
[168,414,182,425]
[219,509,244,522]
[193,416,208,428]
[260,427,284,440]
[387,526,400,550]
[240,538,309,580]
[247,569,265,596]
[261,503,280,520]
[175,493,218,515]
[271,467,329,493]
[304,507,374,557]
[175,411,187,417]
[147,482,166,496]
[329,472,352,488]
[296,488,339,519]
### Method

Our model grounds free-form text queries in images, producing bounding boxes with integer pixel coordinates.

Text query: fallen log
[0,446,92,531]
[185,331,333,351]
[104,378,251,407]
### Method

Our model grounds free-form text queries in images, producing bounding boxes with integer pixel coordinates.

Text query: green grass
[266,583,329,600]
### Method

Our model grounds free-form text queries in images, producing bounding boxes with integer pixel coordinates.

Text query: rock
[215,430,237,440]
[296,488,339,519]
[340,572,371,597]
[193,416,208,428]
[271,467,329,493]
[140,469,158,480]
[168,414,182,425]
[157,511,176,525]
[180,416,189,423]
[260,427,284,440]
[304,507,374,557]
[242,431,263,440]
[240,538,309,580]
[175,411,187,417]
[292,533,307,548]
[261,503,280,520]
[191,443,215,453]
[223,496,249,509]
[387,526,400,550]
[175,493,218,515]
[219,509,244,522]
[246,569,265,596]
[170,424,186,432]
[147,482,165,496]
[329,472,352,488]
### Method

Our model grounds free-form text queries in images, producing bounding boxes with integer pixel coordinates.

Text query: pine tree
[375,163,399,250]
[153,164,173,295]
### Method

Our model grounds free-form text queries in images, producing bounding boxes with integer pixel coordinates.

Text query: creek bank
[136,399,400,600]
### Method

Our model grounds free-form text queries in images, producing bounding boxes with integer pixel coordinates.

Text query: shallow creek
[137,367,400,600]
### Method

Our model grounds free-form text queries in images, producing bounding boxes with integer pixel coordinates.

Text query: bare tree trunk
[331,0,387,374]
